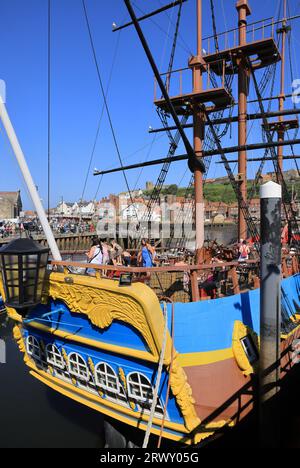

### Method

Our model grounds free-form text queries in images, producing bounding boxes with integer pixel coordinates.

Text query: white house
[55,201,73,216]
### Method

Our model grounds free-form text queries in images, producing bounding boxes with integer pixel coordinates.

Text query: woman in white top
[101,241,110,265]
[86,238,103,275]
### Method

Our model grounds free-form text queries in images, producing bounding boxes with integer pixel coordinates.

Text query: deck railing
[154,60,227,101]
[50,253,300,303]
[203,17,275,55]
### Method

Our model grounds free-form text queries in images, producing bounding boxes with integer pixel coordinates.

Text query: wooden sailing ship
[1,0,300,447]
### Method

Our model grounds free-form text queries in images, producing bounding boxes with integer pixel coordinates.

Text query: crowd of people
[85,237,157,275]
[0,221,21,238]
[50,219,96,235]
[0,218,97,238]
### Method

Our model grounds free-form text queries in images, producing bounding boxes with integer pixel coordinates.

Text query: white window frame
[94,362,120,394]
[26,335,41,360]
[240,335,258,365]
[46,344,65,370]
[68,352,90,382]
[127,371,154,402]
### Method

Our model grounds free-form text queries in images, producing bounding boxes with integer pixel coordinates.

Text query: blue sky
[0,0,299,210]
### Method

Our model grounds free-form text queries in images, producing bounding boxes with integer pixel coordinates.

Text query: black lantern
[0,238,49,314]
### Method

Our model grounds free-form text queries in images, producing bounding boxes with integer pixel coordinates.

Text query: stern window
[240,335,259,364]
[26,335,41,360]
[68,352,89,381]
[46,344,65,370]
[95,362,120,394]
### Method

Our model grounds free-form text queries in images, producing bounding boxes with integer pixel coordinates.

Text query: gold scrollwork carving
[119,367,136,411]
[232,320,259,376]
[49,275,158,357]
[88,357,103,397]
[168,351,201,432]
[193,419,234,444]
[8,272,200,433]
[49,273,201,432]
[13,325,25,353]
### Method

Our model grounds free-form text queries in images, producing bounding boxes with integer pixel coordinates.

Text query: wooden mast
[193,0,205,263]
[278,0,287,171]
[236,0,251,241]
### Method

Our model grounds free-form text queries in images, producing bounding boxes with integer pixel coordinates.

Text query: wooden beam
[112,1,187,32]
[94,138,300,176]
[149,108,300,134]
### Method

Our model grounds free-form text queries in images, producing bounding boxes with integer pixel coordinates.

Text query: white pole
[259,180,282,448]
[0,97,62,261]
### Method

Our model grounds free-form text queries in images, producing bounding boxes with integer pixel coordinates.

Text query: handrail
[202,16,273,41]
[50,258,260,274]
[154,58,229,101]
[49,256,299,303]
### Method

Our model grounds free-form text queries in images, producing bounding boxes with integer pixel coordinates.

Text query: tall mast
[278,0,287,171]
[193,0,205,262]
[236,0,251,241]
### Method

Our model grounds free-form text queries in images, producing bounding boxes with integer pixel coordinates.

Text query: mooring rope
[142,301,168,449]
[157,297,175,448]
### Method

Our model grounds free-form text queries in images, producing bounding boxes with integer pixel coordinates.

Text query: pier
[1,0,300,450]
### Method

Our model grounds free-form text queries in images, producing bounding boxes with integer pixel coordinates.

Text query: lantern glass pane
[22,254,38,304]
[35,253,48,299]
[3,254,20,304]
[0,238,49,310]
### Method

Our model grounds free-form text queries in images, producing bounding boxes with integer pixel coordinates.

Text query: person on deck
[109,240,123,265]
[138,239,154,268]
[86,238,103,275]
[101,241,110,265]
[122,250,132,267]
[238,240,250,262]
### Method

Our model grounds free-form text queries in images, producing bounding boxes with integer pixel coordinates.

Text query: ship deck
[203,37,281,74]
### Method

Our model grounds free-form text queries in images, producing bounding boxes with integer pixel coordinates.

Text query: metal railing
[203,17,275,55]
[154,60,227,101]
[50,253,300,304]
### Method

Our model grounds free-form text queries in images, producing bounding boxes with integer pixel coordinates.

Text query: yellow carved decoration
[193,419,234,445]
[9,271,201,434]
[0,279,22,323]
[232,320,259,376]
[13,325,35,373]
[62,347,76,386]
[168,351,201,432]
[13,325,25,353]
[119,367,136,411]
[88,357,103,396]
[49,273,172,362]
[48,273,201,431]
[88,357,95,373]
[61,348,69,366]
[118,367,127,391]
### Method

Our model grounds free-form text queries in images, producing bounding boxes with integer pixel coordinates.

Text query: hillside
[143,170,300,204]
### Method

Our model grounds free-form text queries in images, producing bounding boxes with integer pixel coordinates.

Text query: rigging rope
[82,0,140,225]
[47,0,51,220]
[142,301,168,448]
[250,63,300,243]
[248,63,278,201]
[141,1,184,231]
[172,0,236,250]
[156,0,193,54]
[286,3,300,176]
[204,109,260,247]
[80,30,121,205]
[133,0,192,55]
[210,0,219,53]
[122,3,180,206]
